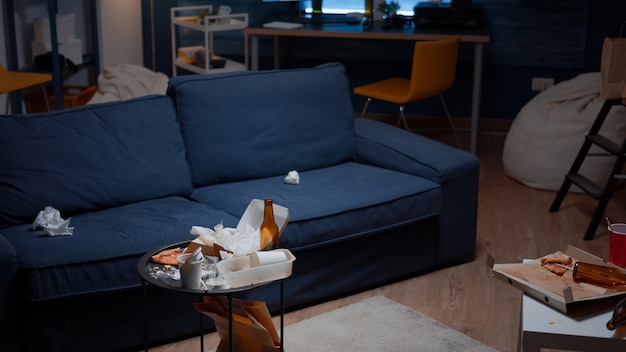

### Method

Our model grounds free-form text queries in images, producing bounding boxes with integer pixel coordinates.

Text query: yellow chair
[0,62,52,113]
[353,35,462,148]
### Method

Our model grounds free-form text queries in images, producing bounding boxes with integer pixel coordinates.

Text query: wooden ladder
[549,98,625,240]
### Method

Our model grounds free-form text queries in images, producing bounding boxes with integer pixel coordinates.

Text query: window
[302,0,419,16]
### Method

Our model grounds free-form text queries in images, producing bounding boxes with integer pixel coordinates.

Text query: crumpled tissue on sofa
[32,206,74,236]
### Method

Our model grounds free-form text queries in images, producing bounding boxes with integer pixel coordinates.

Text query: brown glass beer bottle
[259,198,279,250]
[607,298,626,330]
[572,262,626,289]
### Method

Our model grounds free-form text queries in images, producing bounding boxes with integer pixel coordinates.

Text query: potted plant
[377,1,403,28]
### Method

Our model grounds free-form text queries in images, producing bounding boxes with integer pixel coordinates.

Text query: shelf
[27,54,94,74]
[171,6,248,76]
[174,55,247,74]
[171,15,248,32]
[5,0,100,113]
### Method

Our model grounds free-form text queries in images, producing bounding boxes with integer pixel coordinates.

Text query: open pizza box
[489,245,626,317]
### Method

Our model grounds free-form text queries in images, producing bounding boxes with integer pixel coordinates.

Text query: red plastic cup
[609,223,626,268]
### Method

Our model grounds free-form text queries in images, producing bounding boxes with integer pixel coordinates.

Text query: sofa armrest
[0,233,20,350]
[354,118,479,265]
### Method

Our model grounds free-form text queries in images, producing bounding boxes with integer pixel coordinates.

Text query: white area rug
[280,295,497,352]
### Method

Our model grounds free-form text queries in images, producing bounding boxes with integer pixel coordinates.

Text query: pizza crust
[540,256,573,276]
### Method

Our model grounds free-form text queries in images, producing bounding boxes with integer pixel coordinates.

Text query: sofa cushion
[0,196,239,301]
[168,62,356,187]
[190,162,441,249]
[0,95,193,228]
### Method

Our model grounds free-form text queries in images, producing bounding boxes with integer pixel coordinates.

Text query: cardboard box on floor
[186,199,289,257]
[489,245,626,317]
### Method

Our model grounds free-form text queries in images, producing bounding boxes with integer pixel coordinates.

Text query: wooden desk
[244,22,490,154]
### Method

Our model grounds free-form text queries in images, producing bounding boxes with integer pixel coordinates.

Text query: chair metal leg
[41,85,51,111]
[398,105,409,130]
[4,87,50,114]
[439,94,462,148]
[359,98,372,118]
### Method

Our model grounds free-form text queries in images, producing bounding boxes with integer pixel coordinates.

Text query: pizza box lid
[489,245,626,316]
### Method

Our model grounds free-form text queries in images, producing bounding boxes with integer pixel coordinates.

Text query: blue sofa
[0,63,478,351]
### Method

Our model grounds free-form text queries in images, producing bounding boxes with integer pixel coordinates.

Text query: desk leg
[470,42,484,155]
[251,35,259,71]
[274,35,281,69]
[244,31,249,70]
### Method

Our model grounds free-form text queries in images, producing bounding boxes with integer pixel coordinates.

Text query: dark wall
[143,0,626,120]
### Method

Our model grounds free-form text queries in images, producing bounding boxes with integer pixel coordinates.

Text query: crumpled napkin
[190,225,217,246]
[284,170,300,185]
[191,222,259,259]
[33,206,74,236]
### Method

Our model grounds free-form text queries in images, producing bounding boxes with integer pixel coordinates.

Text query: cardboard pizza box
[489,245,626,316]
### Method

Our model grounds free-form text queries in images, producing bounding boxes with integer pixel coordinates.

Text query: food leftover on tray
[151,247,181,265]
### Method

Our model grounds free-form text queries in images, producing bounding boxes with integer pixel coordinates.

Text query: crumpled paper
[190,225,217,246]
[191,222,259,259]
[33,206,74,236]
[284,170,300,185]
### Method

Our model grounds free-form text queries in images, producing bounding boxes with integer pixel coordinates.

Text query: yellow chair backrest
[407,35,460,102]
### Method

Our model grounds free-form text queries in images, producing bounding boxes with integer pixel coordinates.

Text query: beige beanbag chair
[503,72,626,192]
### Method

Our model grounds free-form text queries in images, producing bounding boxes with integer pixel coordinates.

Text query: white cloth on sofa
[503,72,626,192]
[88,63,169,104]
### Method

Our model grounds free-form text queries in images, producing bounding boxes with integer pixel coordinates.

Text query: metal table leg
[228,294,233,352]
[142,279,148,352]
[200,301,204,352]
[280,281,284,352]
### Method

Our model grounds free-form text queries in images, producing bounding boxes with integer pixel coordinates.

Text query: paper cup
[609,223,626,268]
[250,250,287,267]
[177,254,203,289]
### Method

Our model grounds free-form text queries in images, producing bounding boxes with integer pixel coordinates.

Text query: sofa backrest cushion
[0,95,193,228]
[168,62,356,186]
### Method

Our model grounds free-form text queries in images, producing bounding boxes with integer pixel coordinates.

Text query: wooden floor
[148,117,625,352]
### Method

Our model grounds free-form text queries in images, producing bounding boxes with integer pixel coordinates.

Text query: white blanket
[88,63,169,104]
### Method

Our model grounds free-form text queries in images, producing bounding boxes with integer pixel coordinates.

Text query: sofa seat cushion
[0,95,193,228]
[1,196,239,302]
[190,162,440,249]
[168,63,356,186]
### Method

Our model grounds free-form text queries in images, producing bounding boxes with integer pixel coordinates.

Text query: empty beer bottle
[259,198,279,250]
[607,298,626,330]
[572,262,626,289]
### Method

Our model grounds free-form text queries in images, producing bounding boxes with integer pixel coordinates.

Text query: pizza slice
[540,256,573,276]
[151,247,182,265]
